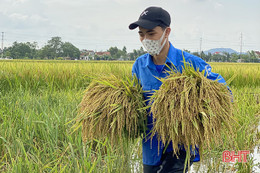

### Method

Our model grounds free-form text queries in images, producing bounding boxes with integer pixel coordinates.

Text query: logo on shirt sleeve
[205,65,212,76]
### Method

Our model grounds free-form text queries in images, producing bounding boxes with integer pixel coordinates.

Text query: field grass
[0,60,259,172]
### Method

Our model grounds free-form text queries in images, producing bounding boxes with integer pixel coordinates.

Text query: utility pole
[239,32,243,59]
[1,32,3,59]
[199,37,202,58]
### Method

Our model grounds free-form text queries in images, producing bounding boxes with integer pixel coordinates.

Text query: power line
[2,31,259,52]
[199,37,202,57]
[239,32,243,58]
[240,33,243,53]
[1,32,4,59]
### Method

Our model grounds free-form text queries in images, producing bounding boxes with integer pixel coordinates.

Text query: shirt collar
[144,42,178,69]
[144,53,156,70]
[165,42,178,67]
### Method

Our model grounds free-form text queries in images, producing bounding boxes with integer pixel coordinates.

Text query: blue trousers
[143,150,195,173]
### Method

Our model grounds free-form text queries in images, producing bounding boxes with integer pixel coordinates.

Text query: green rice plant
[210,63,260,88]
[76,74,147,146]
[0,88,143,173]
[0,60,133,93]
[0,60,259,172]
[150,62,235,171]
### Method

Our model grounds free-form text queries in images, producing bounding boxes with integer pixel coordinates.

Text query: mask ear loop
[157,29,168,55]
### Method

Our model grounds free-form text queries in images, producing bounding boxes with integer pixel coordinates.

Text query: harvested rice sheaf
[150,64,234,155]
[78,75,147,145]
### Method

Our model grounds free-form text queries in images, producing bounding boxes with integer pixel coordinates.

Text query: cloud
[15,0,28,3]
[214,2,223,9]
[0,0,259,51]
[8,12,48,23]
[9,13,28,20]
[2,0,28,6]
[113,0,141,4]
[181,0,210,2]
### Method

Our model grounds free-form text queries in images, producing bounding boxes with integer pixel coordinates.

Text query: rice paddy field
[0,60,259,173]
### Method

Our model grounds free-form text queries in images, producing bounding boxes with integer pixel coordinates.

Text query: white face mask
[142,29,167,56]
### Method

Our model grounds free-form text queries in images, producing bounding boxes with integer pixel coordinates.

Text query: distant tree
[108,46,120,59]
[39,37,80,59]
[207,52,212,62]
[103,55,111,60]
[240,53,252,62]
[40,37,63,59]
[129,52,135,60]
[230,53,239,62]
[200,51,207,61]
[223,52,231,62]
[139,46,146,55]
[94,54,100,60]
[123,46,127,54]
[107,46,127,60]
[212,54,222,62]
[62,42,80,59]
[192,52,200,57]
[122,46,128,60]
[248,51,259,62]
[130,47,146,60]
[5,41,37,59]
[3,50,11,58]
[133,49,138,58]
[183,49,191,53]
[39,45,53,59]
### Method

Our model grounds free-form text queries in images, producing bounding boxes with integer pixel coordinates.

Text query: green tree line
[3,37,81,60]
[1,36,146,60]
[190,51,260,63]
[1,36,259,62]
[106,46,146,60]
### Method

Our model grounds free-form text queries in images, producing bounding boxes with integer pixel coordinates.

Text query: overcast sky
[0,0,259,52]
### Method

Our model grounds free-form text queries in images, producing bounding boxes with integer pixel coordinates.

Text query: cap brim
[129,19,160,30]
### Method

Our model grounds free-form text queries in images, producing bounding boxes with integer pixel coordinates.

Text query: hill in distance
[204,48,239,55]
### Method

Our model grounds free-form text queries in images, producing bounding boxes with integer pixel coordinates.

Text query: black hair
[158,23,169,30]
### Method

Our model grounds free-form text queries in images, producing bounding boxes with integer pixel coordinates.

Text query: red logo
[222,150,250,162]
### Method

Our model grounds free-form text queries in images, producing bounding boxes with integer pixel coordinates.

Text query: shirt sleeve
[193,57,233,99]
[192,57,227,84]
[132,61,139,78]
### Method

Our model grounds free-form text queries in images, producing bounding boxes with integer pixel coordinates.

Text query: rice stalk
[77,74,147,146]
[150,62,235,159]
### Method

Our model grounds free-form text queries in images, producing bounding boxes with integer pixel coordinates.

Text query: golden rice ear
[76,74,148,146]
[150,64,234,162]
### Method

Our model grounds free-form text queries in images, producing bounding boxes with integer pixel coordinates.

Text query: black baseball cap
[129,6,171,30]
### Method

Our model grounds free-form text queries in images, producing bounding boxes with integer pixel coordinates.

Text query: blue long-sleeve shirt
[131,42,227,166]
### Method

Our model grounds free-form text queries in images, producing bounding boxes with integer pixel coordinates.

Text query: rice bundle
[78,75,147,144]
[150,64,234,155]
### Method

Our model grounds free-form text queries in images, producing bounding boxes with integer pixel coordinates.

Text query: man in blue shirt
[129,6,227,173]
